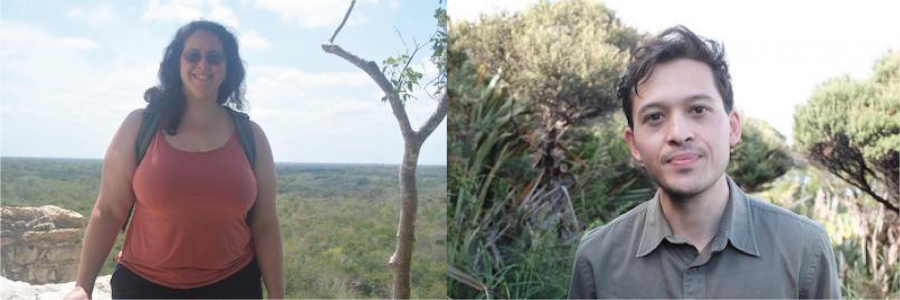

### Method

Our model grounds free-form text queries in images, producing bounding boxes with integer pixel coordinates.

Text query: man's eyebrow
[636,93,716,116]
[684,94,715,104]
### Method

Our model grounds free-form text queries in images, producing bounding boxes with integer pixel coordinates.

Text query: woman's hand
[63,286,90,299]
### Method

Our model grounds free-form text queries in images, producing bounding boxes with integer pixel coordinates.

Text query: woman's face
[180,30,227,102]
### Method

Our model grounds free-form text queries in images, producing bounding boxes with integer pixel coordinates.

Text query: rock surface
[0,275,112,300]
[1,205,86,284]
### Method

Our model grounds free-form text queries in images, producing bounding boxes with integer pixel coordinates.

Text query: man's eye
[644,113,663,123]
[690,106,708,114]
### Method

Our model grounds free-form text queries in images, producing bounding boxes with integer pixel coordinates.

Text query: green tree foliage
[759,165,899,299]
[570,114,654,229]
[452,0,640,182]
[380,5,446,103]
[0,158,102,217]
[448,1,644,297]
[728,116,793,193]
[430,5,448,91]
[450,0,641,258]
[794,50,899,213]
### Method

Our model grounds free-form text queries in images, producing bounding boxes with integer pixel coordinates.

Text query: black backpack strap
[123,108,161,233]
[135,108,161,163]
[226,107,256,167]
[226,107,258,225]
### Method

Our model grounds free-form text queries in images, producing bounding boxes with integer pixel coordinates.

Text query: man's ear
[729,110,742,147]
[624,126,643,165]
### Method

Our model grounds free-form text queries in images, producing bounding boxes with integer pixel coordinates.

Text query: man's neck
[659,175,730,252]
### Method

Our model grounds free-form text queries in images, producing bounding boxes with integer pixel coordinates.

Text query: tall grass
[447,72,651,299]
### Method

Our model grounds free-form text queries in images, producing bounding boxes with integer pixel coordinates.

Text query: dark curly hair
[144,20,247,135]
[617,25,732,128]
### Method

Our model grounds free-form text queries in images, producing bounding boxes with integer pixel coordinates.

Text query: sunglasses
[182,50,225,66]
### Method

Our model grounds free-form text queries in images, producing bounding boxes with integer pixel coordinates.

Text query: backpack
[121,105,257,232]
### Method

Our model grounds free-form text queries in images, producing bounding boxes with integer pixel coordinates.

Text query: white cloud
[251,66,372,89]
[65,4,116,26]
[2,21,152,119]
[0,22,35,51]
[240,30,271,50]
[245,66,382,127]
[142,0,239,28]
[58,37,100,50]
[1,21,99,54]
[66,9,85,18]
[142,0,204,22]
[207,0,240,27]
[240,65,419,163]
[253,0,376,28]
[1,20,157,158]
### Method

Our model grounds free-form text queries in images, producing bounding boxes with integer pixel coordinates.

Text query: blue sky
[450,0,900,145]
[1,0,447,165]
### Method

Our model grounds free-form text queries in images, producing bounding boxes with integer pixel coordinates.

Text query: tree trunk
[390,141,421,299]
[322,2,447,298]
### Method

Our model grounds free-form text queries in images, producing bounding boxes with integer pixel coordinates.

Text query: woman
[65,20,284,299]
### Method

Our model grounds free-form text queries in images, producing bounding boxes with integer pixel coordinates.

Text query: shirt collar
[636,190,670,257]
[635,175,760,258]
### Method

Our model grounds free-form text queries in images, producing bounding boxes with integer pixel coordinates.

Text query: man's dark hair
[144,20,247,135]
[617,25,733,128]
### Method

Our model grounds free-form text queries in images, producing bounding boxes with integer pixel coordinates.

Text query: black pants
[110,261,262,299]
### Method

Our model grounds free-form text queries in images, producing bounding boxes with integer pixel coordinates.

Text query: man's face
[624,58,741,198]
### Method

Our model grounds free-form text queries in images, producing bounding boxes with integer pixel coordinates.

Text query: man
[568,25,840,299]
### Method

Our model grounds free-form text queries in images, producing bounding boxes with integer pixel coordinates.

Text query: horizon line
[0,156,448,167]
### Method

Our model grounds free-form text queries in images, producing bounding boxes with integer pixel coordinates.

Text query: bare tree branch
[327,0,356,45]
[809,138,900,214]
[386,94,415,139]
[395,27,409,53]
[415,89,447,145]
[400,43,424,79]
[321,43,414,138]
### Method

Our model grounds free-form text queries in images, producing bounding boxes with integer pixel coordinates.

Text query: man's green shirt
[568,176,841,299]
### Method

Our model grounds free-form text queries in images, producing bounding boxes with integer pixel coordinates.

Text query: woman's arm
[65,109,144,299]
[249,121,285,299]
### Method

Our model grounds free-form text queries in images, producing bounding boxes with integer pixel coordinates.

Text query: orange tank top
[119,128,257,289]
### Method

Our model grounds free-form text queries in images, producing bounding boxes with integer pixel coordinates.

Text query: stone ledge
[0,275,112,300]
[1,205,85,284]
